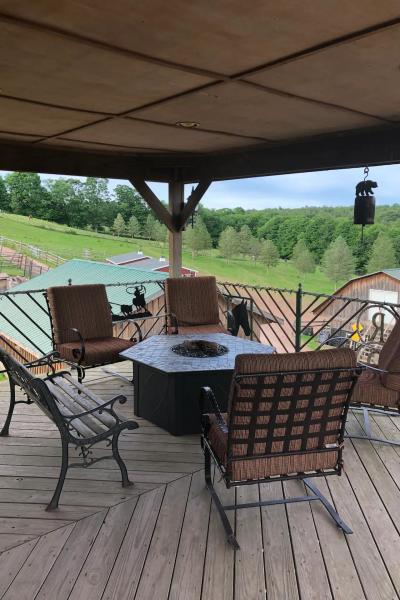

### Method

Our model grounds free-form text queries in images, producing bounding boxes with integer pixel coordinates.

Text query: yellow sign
[350,322,363,342]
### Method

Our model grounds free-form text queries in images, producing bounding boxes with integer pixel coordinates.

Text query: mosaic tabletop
[120,333,274,374]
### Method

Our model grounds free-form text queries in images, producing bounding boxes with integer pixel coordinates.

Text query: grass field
[0,213,338,293]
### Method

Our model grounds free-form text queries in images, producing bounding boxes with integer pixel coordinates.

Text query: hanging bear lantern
[354,167,376,234]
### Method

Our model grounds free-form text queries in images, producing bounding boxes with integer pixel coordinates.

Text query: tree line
[187,216,393,288]
[1,172,399,287]
[0,173,151,233]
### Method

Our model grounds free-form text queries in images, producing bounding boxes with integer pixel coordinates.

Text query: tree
[127,215,141,238]
[113,213,126,236]
[238,225,253,256]
[154,221,167,246]
[144,214,157,240]
[303,216,335,261]
[322,236,355,288]
[292,239,316,277]
[5,172,50,217]
[185,216,212,257]
[260,238,279,268]
[113,184,149,225]
[45,178,84,225]
[249,236,261,261]
[0,176,10,211]
[367,232,397,272]
[218,226,240,261]
[82,177,109,231]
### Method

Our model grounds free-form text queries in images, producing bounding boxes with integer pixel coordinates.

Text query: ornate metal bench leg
[46,438,69,511]
[112,431,133,488]
[304,478,353,534]
[204,443,240,550]
[0,380,15,436]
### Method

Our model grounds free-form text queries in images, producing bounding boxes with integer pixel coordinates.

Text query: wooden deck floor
[0,362,400,600]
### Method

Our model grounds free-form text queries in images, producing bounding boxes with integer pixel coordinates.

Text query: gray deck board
[0,362,399,600]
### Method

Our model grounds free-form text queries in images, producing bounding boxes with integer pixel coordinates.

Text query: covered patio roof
[1,2,400,275]
[1,2,400,182]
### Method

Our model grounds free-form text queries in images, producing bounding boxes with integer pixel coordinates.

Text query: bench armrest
[63,394,133,427]
[200,386,228,434]
[24,351,61,372]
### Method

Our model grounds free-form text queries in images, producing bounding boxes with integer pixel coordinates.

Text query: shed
[107,251,197,276]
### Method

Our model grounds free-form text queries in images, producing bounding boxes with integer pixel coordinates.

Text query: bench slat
[51,377,116,429]
[46,381,106,438]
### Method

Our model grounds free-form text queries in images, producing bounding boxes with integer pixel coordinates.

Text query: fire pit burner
[171,340,228,358]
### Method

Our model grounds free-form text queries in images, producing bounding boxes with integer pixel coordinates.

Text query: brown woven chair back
[47,284,113,345]
[165,276,220,326]
[378,318,400,391]
[227,348,357,461]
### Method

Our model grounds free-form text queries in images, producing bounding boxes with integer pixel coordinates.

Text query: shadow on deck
[0,362,400,599]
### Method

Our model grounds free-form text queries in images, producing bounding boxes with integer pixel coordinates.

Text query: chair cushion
[207,414,339,482]
[165,276,220,326]
[177,323,229,335]
[47,284,113,344]
[351,368,400,409]
[57,337,135,366]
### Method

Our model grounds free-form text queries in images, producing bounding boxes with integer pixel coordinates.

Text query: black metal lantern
[354,167,376,240]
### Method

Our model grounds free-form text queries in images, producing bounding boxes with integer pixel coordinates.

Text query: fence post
[295,283,302,352]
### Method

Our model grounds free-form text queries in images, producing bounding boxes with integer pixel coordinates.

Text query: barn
[310,269,400,353]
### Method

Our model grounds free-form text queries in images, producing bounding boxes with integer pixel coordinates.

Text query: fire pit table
[120,333,274,435]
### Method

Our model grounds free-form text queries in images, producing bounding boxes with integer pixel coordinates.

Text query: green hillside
[0,212,336,292]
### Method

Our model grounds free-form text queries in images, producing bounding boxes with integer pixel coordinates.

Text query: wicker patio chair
[200,348,359,549]
[46,284,141,382]
[349,318,400,445]
[165,275,228,334]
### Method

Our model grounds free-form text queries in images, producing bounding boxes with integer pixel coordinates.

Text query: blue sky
[1,164,399,210]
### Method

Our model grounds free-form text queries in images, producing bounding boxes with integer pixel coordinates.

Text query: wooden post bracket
[129,177,211,232]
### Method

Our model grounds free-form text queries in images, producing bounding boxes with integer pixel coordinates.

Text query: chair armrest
[53,327,86,363]
[200,386,228,433]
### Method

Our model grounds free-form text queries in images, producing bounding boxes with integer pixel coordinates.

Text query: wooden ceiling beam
[129,177,174,231]
[181,125,400,182]
[1,125,400,183]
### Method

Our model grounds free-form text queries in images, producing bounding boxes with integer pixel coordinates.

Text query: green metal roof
[0,259,167,356]
[382,269,400,281]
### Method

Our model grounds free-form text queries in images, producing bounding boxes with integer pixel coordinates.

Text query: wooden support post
[169,181,184,278]
[130,177,211,278]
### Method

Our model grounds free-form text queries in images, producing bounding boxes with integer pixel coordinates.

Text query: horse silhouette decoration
[111,285,152,321]
[227,299,251,337]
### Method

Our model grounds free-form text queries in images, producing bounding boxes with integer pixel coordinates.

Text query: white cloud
[2,163,399,210]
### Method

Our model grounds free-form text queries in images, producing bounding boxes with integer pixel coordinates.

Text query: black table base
[134,363,232,436]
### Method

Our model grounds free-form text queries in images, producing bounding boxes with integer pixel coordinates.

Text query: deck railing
[217,282,400,362]
[0,279,399,367]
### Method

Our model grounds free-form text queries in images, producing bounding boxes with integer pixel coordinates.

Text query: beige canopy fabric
[0,2,400,182]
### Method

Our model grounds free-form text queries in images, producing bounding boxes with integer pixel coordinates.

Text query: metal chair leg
[304,478,353,534]
[204,444,239,550]
[346,406,400,446]
[0,380,15,436]
[112,431,133,488]
[46,438,69,511]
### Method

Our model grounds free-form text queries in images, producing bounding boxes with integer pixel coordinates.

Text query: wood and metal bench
[0,348,139,511]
